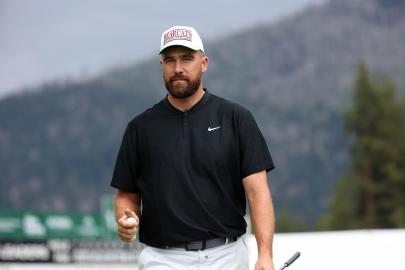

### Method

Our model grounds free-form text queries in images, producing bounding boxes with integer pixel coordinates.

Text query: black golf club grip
[285,251,301,266]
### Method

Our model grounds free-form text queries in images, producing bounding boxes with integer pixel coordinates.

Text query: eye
[182,56,194,62]
[164,58,175,63]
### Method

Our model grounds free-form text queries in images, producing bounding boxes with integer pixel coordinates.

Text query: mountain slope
[1,0,404,224]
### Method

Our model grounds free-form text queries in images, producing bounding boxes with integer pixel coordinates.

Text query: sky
[0,0,325,98]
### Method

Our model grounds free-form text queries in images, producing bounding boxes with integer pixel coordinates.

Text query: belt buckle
[185,240,206,251]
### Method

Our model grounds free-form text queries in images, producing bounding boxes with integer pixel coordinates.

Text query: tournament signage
[0,195,118,240]
[0,211,105,240]
[0,239,140,263]
[0,195,141,263]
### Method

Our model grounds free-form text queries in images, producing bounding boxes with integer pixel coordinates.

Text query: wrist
[258,249,273,259]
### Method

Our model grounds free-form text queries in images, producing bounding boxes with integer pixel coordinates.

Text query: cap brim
[159,41,203,54]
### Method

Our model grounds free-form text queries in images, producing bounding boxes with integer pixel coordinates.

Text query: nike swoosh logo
[208,126,222,132]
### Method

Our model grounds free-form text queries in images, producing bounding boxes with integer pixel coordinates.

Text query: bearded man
[111,25,276,270]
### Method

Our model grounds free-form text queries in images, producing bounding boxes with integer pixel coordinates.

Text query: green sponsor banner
[100,194,118,238]
[0,194,119,240]
[0,211,111,240]
[0,211,23,240]
[42,212,103,239]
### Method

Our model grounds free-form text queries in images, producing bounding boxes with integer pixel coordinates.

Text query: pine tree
[320,61,405,229]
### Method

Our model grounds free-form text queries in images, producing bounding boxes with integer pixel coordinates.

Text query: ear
[201,55,209,73]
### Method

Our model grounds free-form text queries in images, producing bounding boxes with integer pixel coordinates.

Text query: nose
[174,60,184,74]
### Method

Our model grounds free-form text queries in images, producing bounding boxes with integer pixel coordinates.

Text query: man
[111,25,276,270]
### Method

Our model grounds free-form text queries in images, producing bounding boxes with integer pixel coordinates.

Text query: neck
[167,87,205,112]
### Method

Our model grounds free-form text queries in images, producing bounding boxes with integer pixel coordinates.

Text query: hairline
[160,46,205,58]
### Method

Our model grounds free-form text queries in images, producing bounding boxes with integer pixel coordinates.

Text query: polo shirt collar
[161,88,210,113]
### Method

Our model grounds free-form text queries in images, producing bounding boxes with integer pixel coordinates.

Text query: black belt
[165,236,238,251]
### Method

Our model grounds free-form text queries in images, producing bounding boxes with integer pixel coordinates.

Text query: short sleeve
[110,123,140,193]
[238,110,275,178]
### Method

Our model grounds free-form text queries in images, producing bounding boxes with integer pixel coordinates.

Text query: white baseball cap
[159,25,205,54]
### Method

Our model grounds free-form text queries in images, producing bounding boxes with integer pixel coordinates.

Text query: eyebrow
[181,53,195,59]
[162,55,174,61]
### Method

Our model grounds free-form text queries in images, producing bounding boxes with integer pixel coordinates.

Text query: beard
[164,72,202,99]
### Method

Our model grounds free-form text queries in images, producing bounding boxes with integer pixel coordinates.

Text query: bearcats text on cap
[159,25,205,54]
[163,29,193,45]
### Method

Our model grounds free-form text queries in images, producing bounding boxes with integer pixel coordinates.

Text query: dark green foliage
[320,61,405,229]
[276,208,309,233]
[0,76,160,212]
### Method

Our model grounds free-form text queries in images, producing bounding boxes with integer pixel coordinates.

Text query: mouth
[170,76,188,82]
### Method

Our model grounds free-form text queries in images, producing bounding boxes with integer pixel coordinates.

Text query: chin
[170,88,197,99]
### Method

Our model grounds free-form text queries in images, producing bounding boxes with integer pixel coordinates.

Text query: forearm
[114,190,141,221]
[244,171,275,260]
[248,188,275,258]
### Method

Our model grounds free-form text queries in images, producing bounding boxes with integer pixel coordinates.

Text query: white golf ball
[127,217,137,225]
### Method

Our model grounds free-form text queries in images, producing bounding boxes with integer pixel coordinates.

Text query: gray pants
[138,238,249,270]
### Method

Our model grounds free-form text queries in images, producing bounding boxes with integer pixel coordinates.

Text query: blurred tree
[319,61,405,229]
[276,207,309,232]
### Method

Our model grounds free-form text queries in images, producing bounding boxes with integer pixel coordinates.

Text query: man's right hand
[117,209,139,242]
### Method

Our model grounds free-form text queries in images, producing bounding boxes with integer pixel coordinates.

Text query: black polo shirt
[111,90,274,247]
